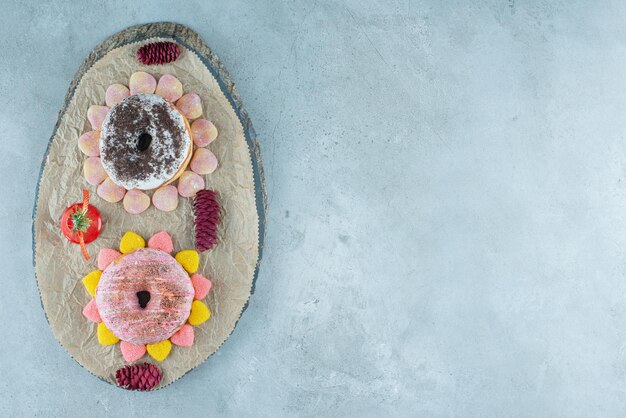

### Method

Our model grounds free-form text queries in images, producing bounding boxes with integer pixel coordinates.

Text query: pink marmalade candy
[97,178,126,203]
[97,248,122,270]
[123,189,150,214]
[95,248,194,345]
[155,74,183,103]
[78,131,100,156]
[177,171,205,197]
[152,185,178,212]
[190,274,212,299]
[84,157,107,186]
[82,299,101,323]
[87,105,110,130]
[120,341,146,363]
[129,72,157,95]
[147,231,174,253]
[190,148,218,175]
[176,93,202,120]
[105,83,130,107]
[191,119,218,147]
[170,324,194,347]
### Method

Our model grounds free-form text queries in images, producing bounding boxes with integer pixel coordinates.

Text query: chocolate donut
[100,94,192,190]
[95,248,194,345]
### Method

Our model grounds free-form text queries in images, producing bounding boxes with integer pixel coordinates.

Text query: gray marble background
[2,0,626,416]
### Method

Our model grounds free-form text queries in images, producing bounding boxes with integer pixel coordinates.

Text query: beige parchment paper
[33,38,259,388]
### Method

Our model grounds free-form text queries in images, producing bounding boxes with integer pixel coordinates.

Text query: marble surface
[2,0,626,416]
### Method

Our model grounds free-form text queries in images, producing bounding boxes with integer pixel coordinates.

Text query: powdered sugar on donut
[100,94,191,190]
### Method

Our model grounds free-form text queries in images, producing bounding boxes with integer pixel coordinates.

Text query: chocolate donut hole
[136,133,152,152]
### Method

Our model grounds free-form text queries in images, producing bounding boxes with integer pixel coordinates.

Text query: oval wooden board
[32,23,266,389]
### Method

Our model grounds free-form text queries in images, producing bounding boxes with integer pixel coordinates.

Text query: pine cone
[194,189,221,252]
[136,42,180,65]
[115,362,162,391]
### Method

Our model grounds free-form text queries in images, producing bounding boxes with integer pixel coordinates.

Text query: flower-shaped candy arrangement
[79,72,219,214]
[81,230,213,364]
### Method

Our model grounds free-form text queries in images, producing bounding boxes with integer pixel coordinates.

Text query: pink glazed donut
[95,248,194,345]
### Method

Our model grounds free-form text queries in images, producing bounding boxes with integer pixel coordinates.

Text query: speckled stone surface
[3,0,626,416]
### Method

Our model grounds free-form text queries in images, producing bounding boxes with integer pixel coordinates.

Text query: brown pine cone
[137,42,180,65]
[115,362,162,391]
[194,189,221,252]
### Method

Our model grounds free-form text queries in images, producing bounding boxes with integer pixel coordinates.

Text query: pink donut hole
[87,105,110,130]
[84,157,107,186]
[123,189,151,214]
[152,185,179,212]
[191,119,218,147]
[176,93,202,120]
[155,74,183,103]
[129,71,157,95]
[78,131,100,157]
[177,171,205,197]
[190,148,218,175]
[105,83,130,107]
[97,178,126,203]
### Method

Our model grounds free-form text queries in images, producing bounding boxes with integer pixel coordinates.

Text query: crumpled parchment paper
[33,38,259,388]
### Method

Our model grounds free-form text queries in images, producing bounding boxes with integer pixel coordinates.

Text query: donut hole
[136,133,152,152]
[136,290,151,309]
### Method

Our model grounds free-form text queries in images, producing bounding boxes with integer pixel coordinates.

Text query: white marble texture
[2,0,626,416]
